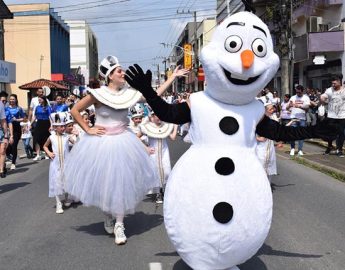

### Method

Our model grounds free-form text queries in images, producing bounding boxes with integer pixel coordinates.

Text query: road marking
[149,262,163,270]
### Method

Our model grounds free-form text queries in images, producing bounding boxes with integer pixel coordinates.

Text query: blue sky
[4,0,216,71]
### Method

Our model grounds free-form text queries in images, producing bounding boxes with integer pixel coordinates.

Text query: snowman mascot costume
[125,8,336,270]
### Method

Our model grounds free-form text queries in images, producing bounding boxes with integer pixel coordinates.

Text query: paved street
[0,138,344,270]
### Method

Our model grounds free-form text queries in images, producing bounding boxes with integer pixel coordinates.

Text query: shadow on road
[171,243,322,270]
[14,161,37,168]
[74,211,163,239]
[7,167,29,175]
[0,182,30,194]
[271,183,295,192]
[125,211,164,238]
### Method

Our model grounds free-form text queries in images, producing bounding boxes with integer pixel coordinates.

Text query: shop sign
[184,43,193,70]
[0,60,16,83]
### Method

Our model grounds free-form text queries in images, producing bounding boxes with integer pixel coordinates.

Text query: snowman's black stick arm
[142,96,191,125]
[256,115,338,142]
[125,64,191,125]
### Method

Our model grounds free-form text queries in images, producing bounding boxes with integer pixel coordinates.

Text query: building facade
[4,3,70,108]
[66,20,98,87]
[0,0,14,92]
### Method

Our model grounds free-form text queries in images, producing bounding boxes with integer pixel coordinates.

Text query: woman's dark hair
[9,94,18,106]
[40,96,48,107]
[284,94,291,99]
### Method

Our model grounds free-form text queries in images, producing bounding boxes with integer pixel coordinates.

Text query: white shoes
[10,164,16,170]
[114,223,127,245]
[155,193,163,204]
[33,156,42,161]
[56,202,64,214]
[44,155,49,160]
[104,215,115,235]
[297,150,304,156]
[289,149,295,156]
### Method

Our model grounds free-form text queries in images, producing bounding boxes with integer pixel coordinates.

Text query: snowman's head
[201,11,279,105]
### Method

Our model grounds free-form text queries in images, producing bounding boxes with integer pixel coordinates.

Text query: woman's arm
[156,66,189,97]
[70,94,105,136]
[125,64,191,125]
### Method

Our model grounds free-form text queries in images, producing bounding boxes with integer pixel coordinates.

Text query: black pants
[326,118,345,151]
[6,124,21,164]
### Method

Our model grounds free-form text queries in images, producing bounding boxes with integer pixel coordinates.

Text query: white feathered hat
[99,55,121,82]
[50,112,66,126]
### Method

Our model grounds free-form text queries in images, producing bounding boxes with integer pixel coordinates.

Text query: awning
[19,78,68,90]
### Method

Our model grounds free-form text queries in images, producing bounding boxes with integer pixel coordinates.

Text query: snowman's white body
[164,92,272,269]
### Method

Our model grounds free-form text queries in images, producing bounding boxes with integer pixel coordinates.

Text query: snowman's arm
[256,115,338,141]
[144,95,191,125]
[125,64,191,124]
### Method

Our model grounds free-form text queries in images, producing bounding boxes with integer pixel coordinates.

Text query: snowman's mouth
[223,68,260,85]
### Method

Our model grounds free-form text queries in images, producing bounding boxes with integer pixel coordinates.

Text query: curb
[304,139,345,151]
[293,156,345,182]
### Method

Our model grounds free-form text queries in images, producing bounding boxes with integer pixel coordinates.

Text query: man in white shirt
[320,74,345,157]
[287,85,310,156]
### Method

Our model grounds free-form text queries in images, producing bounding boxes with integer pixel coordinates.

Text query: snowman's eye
[224,35,242,53]
[251,38,267,57]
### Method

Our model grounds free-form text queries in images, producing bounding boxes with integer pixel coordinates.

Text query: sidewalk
[275,139,345,182]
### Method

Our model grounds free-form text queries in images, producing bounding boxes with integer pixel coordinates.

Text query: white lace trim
[89,86,142,109]
[141,122,174,139]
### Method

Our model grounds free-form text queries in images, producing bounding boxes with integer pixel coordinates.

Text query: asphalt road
[0,137,344,270]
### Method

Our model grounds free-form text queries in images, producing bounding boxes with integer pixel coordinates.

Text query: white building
[66,20,98,86]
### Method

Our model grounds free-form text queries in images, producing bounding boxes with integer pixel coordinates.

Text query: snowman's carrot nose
[241,50,254,69]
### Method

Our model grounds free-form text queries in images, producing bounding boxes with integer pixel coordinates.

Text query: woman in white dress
[64,56,157,245]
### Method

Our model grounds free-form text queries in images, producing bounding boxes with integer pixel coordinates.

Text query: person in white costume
[64,55,157,246]
[43,112,70,214]
[126,3,338,269]
[256,102,277,183]
[140,108,177,204]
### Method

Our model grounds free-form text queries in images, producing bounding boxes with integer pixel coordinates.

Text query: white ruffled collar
[141,121,174,139]
[89,85,142,109]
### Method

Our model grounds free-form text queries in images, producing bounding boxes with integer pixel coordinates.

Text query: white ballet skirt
[64,104,157,216]
[49,134,70,197]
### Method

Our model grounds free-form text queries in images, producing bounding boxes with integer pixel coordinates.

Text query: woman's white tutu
[64,130,158,216]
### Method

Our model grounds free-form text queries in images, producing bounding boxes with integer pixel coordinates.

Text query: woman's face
[38,97,43,104]
[109,67,125,87]
[9,96,16,105]
[266,105,275,115]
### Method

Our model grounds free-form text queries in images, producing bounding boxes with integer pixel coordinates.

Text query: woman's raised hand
[173,65,189,78]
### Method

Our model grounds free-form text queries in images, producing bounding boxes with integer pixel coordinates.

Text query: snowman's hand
[256,116,340,141]
[125,64,156,99]
[126,64,191,125]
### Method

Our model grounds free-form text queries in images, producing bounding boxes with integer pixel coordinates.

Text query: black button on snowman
[163,11,280,270]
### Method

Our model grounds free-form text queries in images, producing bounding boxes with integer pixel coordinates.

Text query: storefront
[0,60,16,91]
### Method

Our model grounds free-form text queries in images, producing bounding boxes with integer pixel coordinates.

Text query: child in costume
[140,108,177,203]
[256,102,277,183]
[43,112,70,214]
[128,103,148,145]
[20,114,34,158]
[64,55,157,245]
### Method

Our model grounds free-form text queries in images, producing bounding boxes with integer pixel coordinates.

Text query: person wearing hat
[63,55,158,245]
[140,106,178,204]
[43,112,70,214]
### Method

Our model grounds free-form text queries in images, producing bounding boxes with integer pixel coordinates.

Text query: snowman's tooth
[230,73,249,81]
